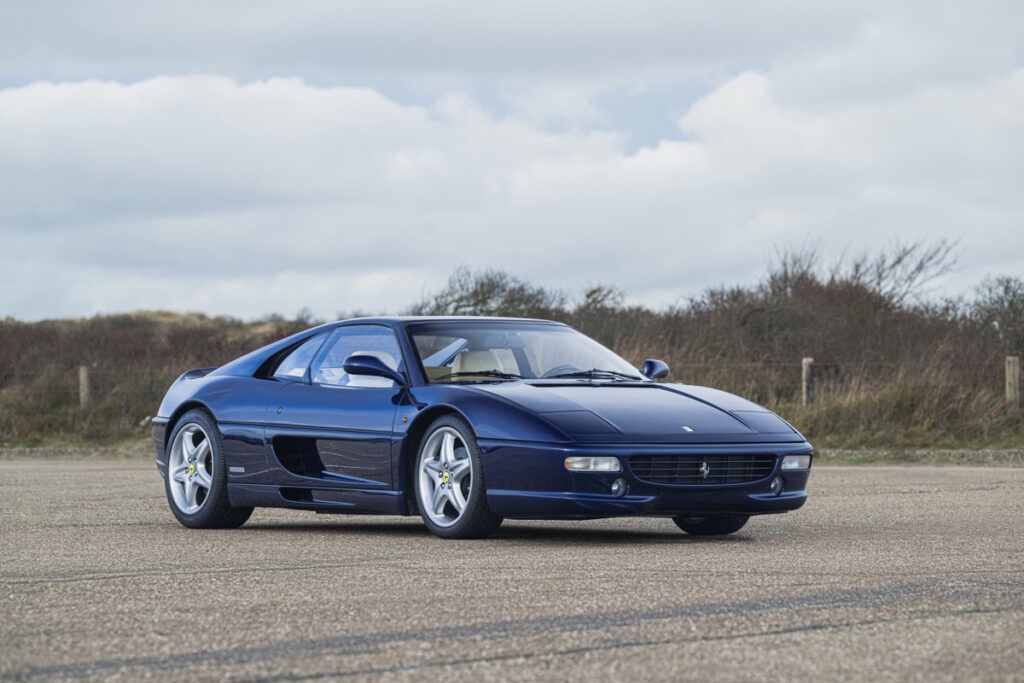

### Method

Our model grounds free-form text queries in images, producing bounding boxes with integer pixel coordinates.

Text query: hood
[471,381,803,444]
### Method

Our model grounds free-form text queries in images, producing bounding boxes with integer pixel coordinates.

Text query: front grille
[629,454,777,485]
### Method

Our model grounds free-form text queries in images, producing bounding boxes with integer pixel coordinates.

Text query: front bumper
[479,439,812,519]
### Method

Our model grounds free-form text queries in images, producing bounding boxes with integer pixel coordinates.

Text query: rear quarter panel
[153,375,279,476]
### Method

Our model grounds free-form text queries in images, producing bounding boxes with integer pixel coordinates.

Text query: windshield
[408,322,643,383]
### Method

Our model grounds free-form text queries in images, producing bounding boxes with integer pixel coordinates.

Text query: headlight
[781,454,812,470]
[564,456,621,472]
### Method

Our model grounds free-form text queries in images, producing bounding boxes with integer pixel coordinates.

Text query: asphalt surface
[1,461,1022,682]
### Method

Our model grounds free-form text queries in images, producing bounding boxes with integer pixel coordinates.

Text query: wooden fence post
[78,366,91,409]
[1008,356,1021,409]
[801,357,814,407]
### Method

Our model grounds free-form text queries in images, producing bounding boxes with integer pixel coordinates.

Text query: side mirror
[342,354,406,386]
[641,359,670,381]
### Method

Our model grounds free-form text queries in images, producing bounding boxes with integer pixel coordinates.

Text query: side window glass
[312,326,404,388]
[272,331,329,381]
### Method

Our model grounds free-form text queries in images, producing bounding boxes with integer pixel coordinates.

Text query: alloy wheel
[417,426,473,528]
[168,423,214,514]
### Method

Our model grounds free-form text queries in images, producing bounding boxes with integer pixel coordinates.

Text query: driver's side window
[311,325,404,388]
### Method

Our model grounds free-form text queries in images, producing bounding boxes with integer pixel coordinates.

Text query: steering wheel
[541,364,583,379]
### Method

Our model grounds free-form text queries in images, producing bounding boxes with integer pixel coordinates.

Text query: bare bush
[1,242,1020,449]
[974,275,1024,356]
[406,266,567,318]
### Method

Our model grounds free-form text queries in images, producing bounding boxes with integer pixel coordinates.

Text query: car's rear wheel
[672,514,749,536]
[165,409,253,529]
[414,415,503,539]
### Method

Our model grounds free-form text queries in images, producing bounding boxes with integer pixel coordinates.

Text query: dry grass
[2,245,1022,448]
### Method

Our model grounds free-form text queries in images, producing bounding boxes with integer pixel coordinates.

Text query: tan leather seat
[451,350,505,374]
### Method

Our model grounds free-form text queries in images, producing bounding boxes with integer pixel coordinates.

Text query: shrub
[2,242,1021,449]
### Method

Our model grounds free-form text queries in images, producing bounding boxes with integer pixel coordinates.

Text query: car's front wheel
[414,415,503,539]
[672,514,750,536]
[164,409,253,529]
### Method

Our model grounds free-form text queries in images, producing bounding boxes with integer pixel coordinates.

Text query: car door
[263,324,405,490]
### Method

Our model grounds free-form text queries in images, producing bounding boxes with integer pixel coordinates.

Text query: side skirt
[228,482,406,515]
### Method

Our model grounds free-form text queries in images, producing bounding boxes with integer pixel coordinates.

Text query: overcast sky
[2,1,1022,321]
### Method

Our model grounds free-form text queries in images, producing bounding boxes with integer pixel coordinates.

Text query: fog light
[611,478,629,497]
[564,456,621,472]
[781,454,811,470]
[770,476,784,495]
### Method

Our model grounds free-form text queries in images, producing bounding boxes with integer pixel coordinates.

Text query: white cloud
[0,2,1022,320]
[0,1,873,87]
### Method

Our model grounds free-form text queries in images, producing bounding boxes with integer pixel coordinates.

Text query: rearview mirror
[342,354,406,386]
[641,359,670,381]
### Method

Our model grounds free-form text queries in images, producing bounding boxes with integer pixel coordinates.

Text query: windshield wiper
[432,370,524,382]
[545,368,642,381]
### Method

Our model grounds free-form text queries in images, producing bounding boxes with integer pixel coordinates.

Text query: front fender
[404,385,572,443]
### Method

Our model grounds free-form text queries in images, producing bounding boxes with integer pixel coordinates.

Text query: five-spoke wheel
[163,409,253,529]
[418,427,473,527]
[414,416,502,538]
[168,423,214,514]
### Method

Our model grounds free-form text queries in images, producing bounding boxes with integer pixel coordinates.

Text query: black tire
[672,514,750,536]
[413,415,503,539]
[164,409,253,529]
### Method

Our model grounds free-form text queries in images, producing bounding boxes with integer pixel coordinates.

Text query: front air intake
[629,454,776,485]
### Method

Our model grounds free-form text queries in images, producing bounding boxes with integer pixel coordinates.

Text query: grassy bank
[2,244,1022,449]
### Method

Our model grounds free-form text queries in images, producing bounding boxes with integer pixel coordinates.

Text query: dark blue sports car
[154,317,812,538]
